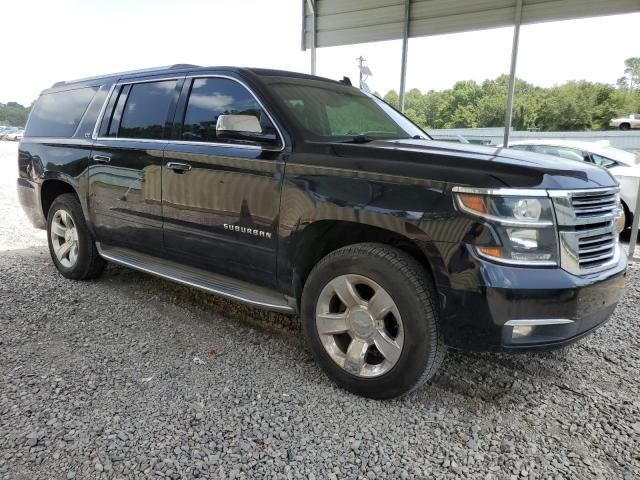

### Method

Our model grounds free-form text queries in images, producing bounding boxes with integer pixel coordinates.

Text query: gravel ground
[1,141,639,479]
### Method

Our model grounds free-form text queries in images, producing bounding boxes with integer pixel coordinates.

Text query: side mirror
[216,114,278,145]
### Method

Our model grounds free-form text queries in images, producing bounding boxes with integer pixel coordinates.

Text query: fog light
[512,325,534,339]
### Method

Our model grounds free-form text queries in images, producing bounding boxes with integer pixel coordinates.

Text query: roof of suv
[48,65,341,91]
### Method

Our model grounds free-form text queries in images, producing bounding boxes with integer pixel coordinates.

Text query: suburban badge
[223,223,272,239]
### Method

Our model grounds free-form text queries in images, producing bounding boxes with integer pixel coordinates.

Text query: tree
[383,90,399,109]
[0,102,30,127]
[379,70,639,131]
[623,57,640,92]
[616,76,629,90]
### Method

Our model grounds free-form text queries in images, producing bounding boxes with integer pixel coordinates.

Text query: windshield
[267,79,427,141]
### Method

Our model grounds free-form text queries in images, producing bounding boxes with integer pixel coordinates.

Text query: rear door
[89,76,183,255]
[162,74,285,289]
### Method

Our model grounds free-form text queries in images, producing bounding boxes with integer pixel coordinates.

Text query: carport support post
[399,0,410,112]
[628,179,640,261]
[307,0,317,75]
[503,0,523,147]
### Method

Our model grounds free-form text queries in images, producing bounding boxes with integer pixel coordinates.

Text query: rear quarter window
[25,86,98,137]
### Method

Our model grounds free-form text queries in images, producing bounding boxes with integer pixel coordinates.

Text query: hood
[330,138,618,190]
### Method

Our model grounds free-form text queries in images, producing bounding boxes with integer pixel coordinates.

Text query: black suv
[18,65,627,398]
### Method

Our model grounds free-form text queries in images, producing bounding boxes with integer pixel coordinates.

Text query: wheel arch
[287,219,448,308]
[620,197,634,230]
[39,171,92,222]
[40,178,78,219]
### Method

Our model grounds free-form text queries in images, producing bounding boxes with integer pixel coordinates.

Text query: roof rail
[169,64,200,69]
[51,64,202,88]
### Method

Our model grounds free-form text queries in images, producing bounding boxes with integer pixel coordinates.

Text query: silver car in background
[505,139,640,229]
[5,129,24,141]
[0,127,20,140]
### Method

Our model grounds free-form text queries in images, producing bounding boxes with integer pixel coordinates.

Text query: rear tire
[47,193,106,280]
[301,243,444,399]
[619,123,631,131]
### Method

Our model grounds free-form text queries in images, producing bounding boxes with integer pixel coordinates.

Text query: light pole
[357,56,372,92]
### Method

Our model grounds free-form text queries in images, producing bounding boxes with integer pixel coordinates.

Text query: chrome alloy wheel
[50,209,79,268]
[315,274,404,378]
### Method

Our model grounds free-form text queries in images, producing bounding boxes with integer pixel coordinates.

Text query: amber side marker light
[477,246,503,258]
[458,194,487,214]
[615,211,626,234]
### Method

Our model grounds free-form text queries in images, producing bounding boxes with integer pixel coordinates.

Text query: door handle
[166,162,192,173]
[92,154,111,163]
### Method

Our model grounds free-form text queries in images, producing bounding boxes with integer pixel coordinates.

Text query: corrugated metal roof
[303,0,640,49]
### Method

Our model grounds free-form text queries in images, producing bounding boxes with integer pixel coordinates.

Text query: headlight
[454,188,558,266]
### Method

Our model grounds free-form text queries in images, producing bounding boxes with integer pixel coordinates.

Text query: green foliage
[383,90,399,109]
[623,57,640,91]
[0,102,30,127]
[381,64,640,131]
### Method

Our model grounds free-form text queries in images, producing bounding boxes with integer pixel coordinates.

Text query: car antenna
[339,76,352,86]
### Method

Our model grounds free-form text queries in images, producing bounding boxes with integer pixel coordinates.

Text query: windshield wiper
[339,135,376,144]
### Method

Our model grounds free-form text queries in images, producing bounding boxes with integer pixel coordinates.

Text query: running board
[96,244,296,314]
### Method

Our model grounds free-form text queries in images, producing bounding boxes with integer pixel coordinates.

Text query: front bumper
[440,245,627,352]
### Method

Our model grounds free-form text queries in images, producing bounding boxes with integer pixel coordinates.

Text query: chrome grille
[549,187,621,276]
[577,231,617,270]
[571,191,618,218]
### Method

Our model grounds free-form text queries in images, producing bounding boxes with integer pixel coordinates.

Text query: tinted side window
[118,80,177,139]
[181,78,277,144]
[25,86,98,137]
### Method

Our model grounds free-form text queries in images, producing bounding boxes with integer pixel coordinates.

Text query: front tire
[47,193,106,280]
[619,123,631,131]
[301,243,444,399]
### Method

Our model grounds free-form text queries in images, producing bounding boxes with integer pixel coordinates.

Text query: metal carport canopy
[301,0,640,145]
[302,0,639,48]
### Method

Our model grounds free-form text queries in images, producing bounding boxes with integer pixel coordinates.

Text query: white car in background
[5,129,24,141]
[505,139,640,229]
[610,114,640,130]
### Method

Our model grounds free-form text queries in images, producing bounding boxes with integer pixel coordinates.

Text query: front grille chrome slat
[578,233,614,246]
[578,244,615,256]
[572,199,616,208]
[570,191,617,219]
[574,207,616,216]
[550,187,620,276]
[579,249,615,261]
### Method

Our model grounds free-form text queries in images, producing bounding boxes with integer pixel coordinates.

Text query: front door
[88,76,182,255]
[162,75,285,288]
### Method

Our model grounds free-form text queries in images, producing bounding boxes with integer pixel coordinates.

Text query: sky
[0,0,638,105]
